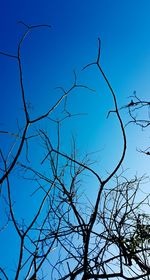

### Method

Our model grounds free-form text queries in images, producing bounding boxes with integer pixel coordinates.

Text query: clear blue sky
[1,0,150,168]
[0,1,150,278]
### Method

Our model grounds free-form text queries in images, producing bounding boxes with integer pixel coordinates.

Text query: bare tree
[0,23,150,280]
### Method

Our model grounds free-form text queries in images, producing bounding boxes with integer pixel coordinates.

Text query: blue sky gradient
[0,1,150,278]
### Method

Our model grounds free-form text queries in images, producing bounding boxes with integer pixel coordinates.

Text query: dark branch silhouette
[0,23,150,280]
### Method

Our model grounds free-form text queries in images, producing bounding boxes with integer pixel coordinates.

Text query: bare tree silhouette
[0,23,150,280]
